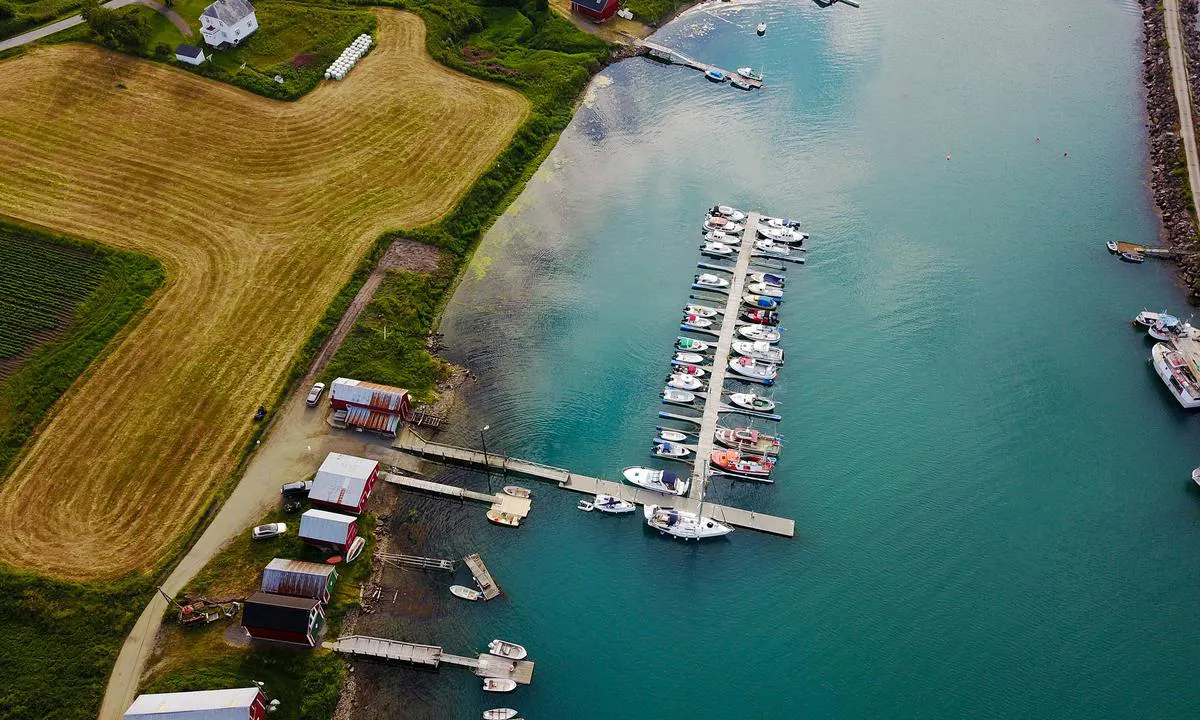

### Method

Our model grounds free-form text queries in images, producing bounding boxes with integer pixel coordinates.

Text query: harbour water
[376,0,1200,716]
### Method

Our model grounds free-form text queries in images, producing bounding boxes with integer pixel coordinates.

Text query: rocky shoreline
[1142,0,1200,301]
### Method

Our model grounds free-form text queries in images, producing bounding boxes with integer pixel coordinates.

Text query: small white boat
[746,282,783,298]
[451,585,484,601]
[736,67,763,81]
[732,340,785,364]
[756,21,766,35]
[694,273,730,289]
[483,679,518,693]
[1134,310,1163,327]
[661,387,697,404]
[653,442,692,459]
[713,204,746,221]
[728,392,776,412]
[644,504,733,540]
[682,315,713,329]
[503,485,531,499]
[684,304,720,318]
[667,373,704,391]
[673,364,705,377]
[488,639,528,660]
[676,336,711,352]
[1106,240,1119,253]
[577,500,594,512]
[754,240,791,257]
[729,356,778,381]
[1192,467,1200,488]
[656,429,689,443]
[737,324,781,343]
[747,271,785,287]
[703,216,744,234]
[704,230,740,245]
[484,710,519,720]
[594,493,637,513]
[701,241,734,257]
[486,510,521,527]
[622,466,690,495]
[674,351,706,365]
[758,225,808,245]
[344,535,366,563]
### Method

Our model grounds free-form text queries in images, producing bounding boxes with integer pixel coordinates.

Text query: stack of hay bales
[324,34,373,81]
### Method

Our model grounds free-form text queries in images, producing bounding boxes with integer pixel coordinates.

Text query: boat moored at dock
[676,336,711,352]
[484,710,519,720]
[644,504,733,539]
[728,356,778,382]
[694,273,731,289]
[737,324,781,343]
[623,467,690,495]
[451,585,485,601]
[483,679,517,693]
[488,639,528,660]
[728,392,776,412]
[594,493,638,513]
[711,448,776,480]
[1150,342,1200,409]
[740,308,779,326]
[712,204,746,221]
[731,340,785,364]
[715,426,782,455]
[747,271,785,287]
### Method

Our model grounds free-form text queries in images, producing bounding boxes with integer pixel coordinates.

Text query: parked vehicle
[252,522,287,540]
[281,480,312,496]
[306,382,327,407]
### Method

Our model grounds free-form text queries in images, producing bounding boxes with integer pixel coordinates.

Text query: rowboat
[711,448,775,479]
[594,493,637,513]
[747,271,785,287]
[661,388,697,404]
[656,428,689,443]
[451,585,484,601]
[667,373,704,391]
[489,639,528,659]
[623,466,690,495]
[701,241,734,257]
[676,337,711,352]
[740,308,779,326]
[1106,240,1119,253]
[728,392,776,412]
[486,510,520,527]
[484,710,518,720]
[644,504,733,540]
[673,351,707,365]
[344,536,367,563]
[728,356,778,382]
[712,204,747,221]
[737,324,781,343]
[483,679,518,693]
[682,315,713,329]
[693,273,730,289]
[653,442,692,459]
[732,340,785,364]
[683,304,720,318]
[743,294,779,310]
[715,426,782,455]
[503,486,531,499]
[1119,251,1145,263]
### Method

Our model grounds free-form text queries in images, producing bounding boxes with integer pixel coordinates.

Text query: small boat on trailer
[741,308,780,326]
[644,504,732,540]
[488,639,528,660]
[711,448,776,479]
[732,340,785,364]
[594,493,637,513]
[676,336,711,352]
[653,442,692,459]
[712,204,746,222]
[694,273,730,289]
[737,324,781,343]
[623,467,690,495]
[728,392,776,412]
[743,294,779,310]
[661,388,697,404]
[451,585,484,601]
[728,356,778,382]
[747,271,785,288]
[746,282,783,298]
[715,426,782,455]
[673,351,707,365]
[483,679,518,693]
[486,510,520,527]
[484,710,519,720]
[503,485,531,499]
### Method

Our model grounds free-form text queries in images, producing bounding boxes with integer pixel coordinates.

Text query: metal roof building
[260,558,338,603]
[309,452,379,513]
[124,687,266,720]
[329,378,409,436]
[298,508,357,550]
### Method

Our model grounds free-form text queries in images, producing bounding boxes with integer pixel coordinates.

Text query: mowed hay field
[0,9,527,581]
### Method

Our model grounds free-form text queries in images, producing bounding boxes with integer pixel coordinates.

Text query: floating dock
[392,428,794,537]
[462,553,501,600]
[382,473,531,523]
[635,40,764,89]
[325,635,535,684]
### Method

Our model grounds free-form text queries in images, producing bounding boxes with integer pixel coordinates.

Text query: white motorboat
[747,271,785,287]
[1192,467,1200,488]
[656,428,689,443]
[704,229,740,245]
[577,499,594,512]
[759,225,808,245]
[667,373,704,391]
[735,67,763,81]
[754,239,791,257]
[676,336,711,352]
[594,493,637,513]
[762,215,802,229]
[701,241,734,257]
[1134,310,1163,327]
[483,679,518,693]
[756,21,766,35]
[484,710,519,720]
[653,442,692,459]
[661,387,697,404]
[674,351,707,365]
[737,324,781,343]
[693,273,730,289]
[682,315,713,330]
[728,392,776,412]
[673,363,706,377]
[729,356,778,382]
[488,639,528,660]
[703,216,744,234]
[1151,342,1200,409]
[732,340,785,364]
[713,204,747,222]
[1148,314,1193,341]
[746,282,783,298]
[684,304,720,318]
[503,485,531,499]
[644,504,733,540]
[622,466,690,495]
[451,585,484,601]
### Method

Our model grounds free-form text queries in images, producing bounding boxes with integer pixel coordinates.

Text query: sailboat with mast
[643,465,732,540]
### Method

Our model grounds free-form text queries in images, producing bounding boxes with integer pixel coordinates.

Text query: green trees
[80,0,152,52]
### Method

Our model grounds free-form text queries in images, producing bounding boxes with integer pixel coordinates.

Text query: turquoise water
[429,0,1200,716]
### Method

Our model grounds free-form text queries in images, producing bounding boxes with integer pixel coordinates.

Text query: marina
[635,39,765,90]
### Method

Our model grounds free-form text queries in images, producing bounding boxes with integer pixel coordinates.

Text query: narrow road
[0,0,188,53]
[1164,0,1200,220]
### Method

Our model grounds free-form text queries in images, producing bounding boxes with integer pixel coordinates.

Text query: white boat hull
[1151,342,1200,409]
[728,392,776,413]
[488,639,528,660]
[622,467,689,496]
[736,325,781,344]
[643,504,733,539]
[594,493,637,513]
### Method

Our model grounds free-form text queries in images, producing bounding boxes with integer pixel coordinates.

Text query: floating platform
[382,473,530,524]
[462,553,501,601]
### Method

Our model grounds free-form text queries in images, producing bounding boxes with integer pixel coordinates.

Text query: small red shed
[309,452,379,514]
[572,0,619,22]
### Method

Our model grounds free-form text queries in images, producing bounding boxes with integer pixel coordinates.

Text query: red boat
[740,309,779,326]
[710,448,775,479]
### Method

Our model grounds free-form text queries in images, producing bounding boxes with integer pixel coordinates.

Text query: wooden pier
[375,552,454,572]
[462,553,501,600]
[393,428,794,537]
[635,40,763,89]
[325,635,535,684]
[382,473,531,523]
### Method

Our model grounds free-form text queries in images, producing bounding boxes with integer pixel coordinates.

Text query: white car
[251,522,287,540]
[306,382,326,407]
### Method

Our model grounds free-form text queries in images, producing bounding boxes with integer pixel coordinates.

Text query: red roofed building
[571,0,618,22]
[309,452,379,514]
[330,377,410,437]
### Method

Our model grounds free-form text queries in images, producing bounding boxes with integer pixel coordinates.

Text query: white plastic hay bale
[324,71,331,80]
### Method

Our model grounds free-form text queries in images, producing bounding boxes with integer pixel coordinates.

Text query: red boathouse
[241,592,325,647]
[571,0,618,22]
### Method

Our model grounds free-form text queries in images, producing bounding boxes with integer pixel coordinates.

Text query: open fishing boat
[732,340,785,364]
[1119,251,1145,264]
[731,77,752,90]
[661,388,697,404]
[713,204,747,221]
[747,271,785,287]
[1148,314,1192,341]
[488,639,528,659]
[693,273,730,289]
[503,485,531,499]
[486,510,520,527]
[1106,240,1119,253]
[682,315,714,330]
[715,426,782,455]
[762,215,802,229]
[644,504,733,540]
[594,493,637,513]
[703,216,743,234]
[577,499,594,512]
[754,239,791,257]
[743,294,779,310]
[701,241,734,257]
[673,364,705,377]
[674,351,707,365]
[623,467,690,495]
[653,442,692,459]
[666,374,704,391]
[451,585,484,601]
[483,679,518,693]
[684,304,719,318]
[1134,310,1164,327]
[484,710,519,720]
[736,67,763,81]
[711,448,776,479]
[737,324,781,343]
[746,282,783,298]
[656,428,690,443]
[728,392,776,412]
[729,356,778,382]
[740,308,780,326]
[676,336,711,352]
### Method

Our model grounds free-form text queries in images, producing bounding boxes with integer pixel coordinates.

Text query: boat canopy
[661,471,680,488]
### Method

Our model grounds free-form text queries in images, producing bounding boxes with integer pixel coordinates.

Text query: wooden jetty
[1115,241,1172,258]
[462,553,501,600]
[325,635,535,684]
[635,39,764,89]
[393,427,794,537]
[381,473,531,523]
[375,552,454,572]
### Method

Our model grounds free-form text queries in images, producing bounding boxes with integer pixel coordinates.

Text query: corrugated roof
[344,406,400,434]
[331,377,408,412]
[124,687,260,719]
[200,0,255,24]
[243,592,318,633]
[264,557,337,578]
[262,559,337,599]
[298,509,356,543]
[310,453,376,507]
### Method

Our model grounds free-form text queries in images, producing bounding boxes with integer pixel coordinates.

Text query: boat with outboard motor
[1120,251,1145,264]
[704,229,739,245]
[736,67,763,81]
[762,215,802,229]
[712,205,746,222]
[732,340,785,364]
[743,294,779,310]
[662,387,697,404]
[747,271,785,287]
[737,324,781,343]
[594,493,637,514]
[503,486,531,499]
[488,639,527,659]
[740,308,779,326]
[673,351,707,366]
[715,426,782,455]
[754,239,792,257]
[672,364,706,377]
[653,442,692,459]
[676,337,711,352]
[484,709,518,720]
[623,466,690,495]
[694,273,730,289]
[728,356,778,382]
[701,241,735,257]
[684,304,720,318]
[656,429,690,443]
[728,392,776,412]
[483,679,517,693]
[703,216,743,234]
[451,585,484,601]
[757,225,807,244]
[746,282,783,298]
[644,504,732,540]
[666,373,704,391]
[1151,342,1200,409]
[711,448,776,479]
[682,314,714,330]
[705,68,727,83]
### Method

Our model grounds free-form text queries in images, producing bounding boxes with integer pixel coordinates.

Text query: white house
[174,44,205,66]
[199,0,258,49]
